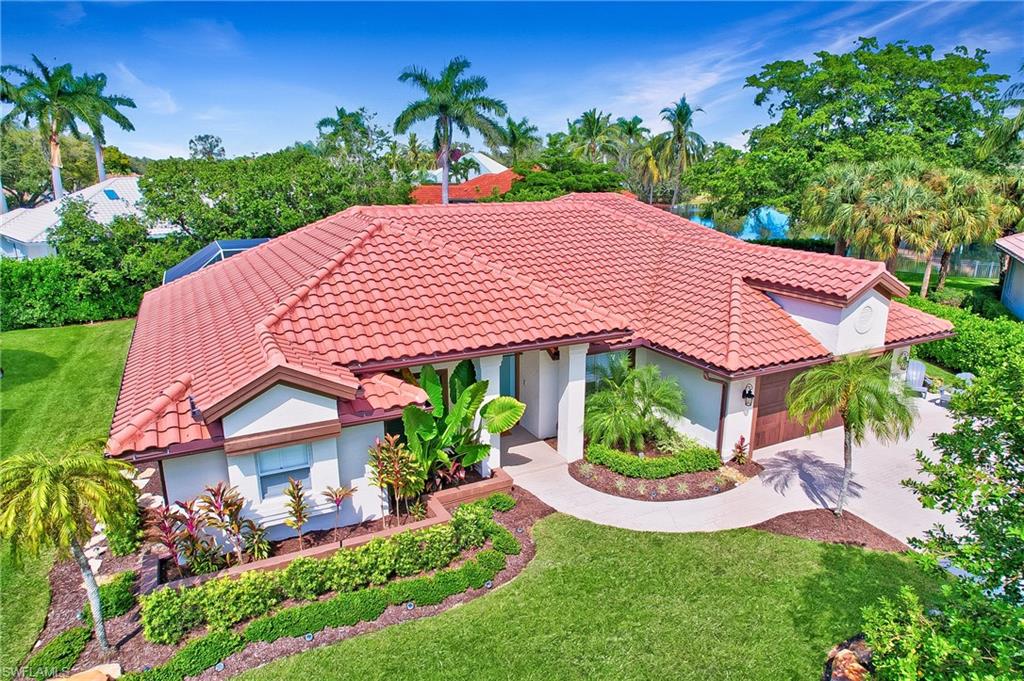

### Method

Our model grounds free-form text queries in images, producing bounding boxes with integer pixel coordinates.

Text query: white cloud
[194,106,232,122]
[722,131,750,151]
[145,19,243,55]
[114,63,179,115]
[52,1,85,26]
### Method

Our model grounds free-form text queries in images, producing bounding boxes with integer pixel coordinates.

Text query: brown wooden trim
[203,365,359,422]
[746,376,761,458]
[224,419,341,456]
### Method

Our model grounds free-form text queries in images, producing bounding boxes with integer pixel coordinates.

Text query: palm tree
[631,133,671,203]
[0,449,137,649]
[615,115,649,147]
[395,57,506,205]
[571,109,616,163]
[660,97,706,206]
[405,132,429,170]
[76,73,136,182]
[860,158,932,273]
[316,106,369,155]
[492,116,540,165]
[802,163,870,256]
[786,354,916,516]
[1,55,97,199]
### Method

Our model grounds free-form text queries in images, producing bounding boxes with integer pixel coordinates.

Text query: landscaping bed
[750,509,910,553]
[570,457,763,501]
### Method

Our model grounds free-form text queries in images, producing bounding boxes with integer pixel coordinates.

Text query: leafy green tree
[922,167,998,293]
[1,55,102,199]
[75,72,135,182]
[584,354,686,451]
[0,448,137,650]
[394,57,506,205]
[188,133,225,160]
[800,163,869,255]
[102,145,137,175]
[660,96,706,205]
[489,116,541,165]
[492,146,625,202]
[786,353,916,515]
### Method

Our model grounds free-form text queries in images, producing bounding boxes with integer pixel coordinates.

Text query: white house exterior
[107,194,952,538]
[995,232,1024,320]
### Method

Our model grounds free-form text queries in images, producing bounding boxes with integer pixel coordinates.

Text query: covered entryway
[752,368,842,449]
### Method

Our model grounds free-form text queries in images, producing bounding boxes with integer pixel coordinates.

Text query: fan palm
[75,72,136,182]
[660,96,706,205]
[802,163,870,256]
[860,157,932,273]
[394,57,506,205]
[1,55,98,199]
[0,448,137,649]
[786,354,916,516]
[492,116,540,165]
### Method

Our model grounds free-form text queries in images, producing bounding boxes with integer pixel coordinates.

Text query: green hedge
[244,589,388,643]
[123,630,245,681]
[902,296,1024,375]
[140,493,514,644]
[22,626,91,680]
[585,437,721,479]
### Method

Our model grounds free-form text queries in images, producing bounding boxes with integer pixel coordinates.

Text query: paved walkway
[503,397,956,544]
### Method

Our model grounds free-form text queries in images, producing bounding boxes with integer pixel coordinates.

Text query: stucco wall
[721,379,756,461]
[163,450,229,504]
[519,349,560,439]
[634,347,722,449]
[1002,258,1024,320]
[222,384,338,438]
[768,288,889,355]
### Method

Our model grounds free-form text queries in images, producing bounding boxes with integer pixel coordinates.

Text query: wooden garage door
[752,368,842,449]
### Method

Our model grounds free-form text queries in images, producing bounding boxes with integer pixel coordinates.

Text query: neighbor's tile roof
[110,192,945,456]
[410,169,520,204]
[885,301,955,346]
[995,232,1024,263]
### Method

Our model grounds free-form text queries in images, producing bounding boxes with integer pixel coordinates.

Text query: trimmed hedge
[140,493,514,644]
[244,589,388,643]
[123,631,245,681]
[902,296,1024,375]
[22,626,91,680]
[585,437,720,479]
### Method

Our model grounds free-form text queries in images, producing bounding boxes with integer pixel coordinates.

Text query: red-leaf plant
[146,504,183,567]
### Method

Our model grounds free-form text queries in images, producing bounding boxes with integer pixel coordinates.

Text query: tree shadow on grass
[0,348,58,388]
[759,451,864,510]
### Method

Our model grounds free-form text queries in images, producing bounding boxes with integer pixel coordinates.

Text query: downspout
[703,371,730,456]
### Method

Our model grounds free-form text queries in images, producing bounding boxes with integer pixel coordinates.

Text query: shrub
[481,492,516,512]
[244,589,387,643]
[22,626,91,680]
[106,504,143,557]
[930,286,969,308]
[585,440,719,479]
[476,549,507,578]
[418,523,461,571]
[84,570,137,625]
[140,586,205,645]
[459,559,489,589]
[125,630,246,681]
[357,538,398,586]
[902,295,1024,376]
[279,556,330,601]
[201,571,282,631]
[488,524,521,556]
[450,503,491,549]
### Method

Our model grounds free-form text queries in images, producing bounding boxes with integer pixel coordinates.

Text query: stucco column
[476,354,503,476]
[557,343,588,461]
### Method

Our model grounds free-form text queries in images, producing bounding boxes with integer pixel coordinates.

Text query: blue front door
[499,354,517,397]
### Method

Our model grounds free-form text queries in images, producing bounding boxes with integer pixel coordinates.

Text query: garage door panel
[753,368,841,449]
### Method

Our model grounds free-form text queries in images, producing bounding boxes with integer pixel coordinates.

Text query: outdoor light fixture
[406,601,415,610]
[304,633,314,642]
[485,580,494,589]
[742,384,755,407]
[516,527,523,534]
[215,662,225,672]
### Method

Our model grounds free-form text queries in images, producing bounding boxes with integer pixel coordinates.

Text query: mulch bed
[568,458,764,502]
[42,487,553,679]
[750,509,910,553]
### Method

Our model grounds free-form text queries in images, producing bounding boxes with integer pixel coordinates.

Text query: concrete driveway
[503,397,956,544]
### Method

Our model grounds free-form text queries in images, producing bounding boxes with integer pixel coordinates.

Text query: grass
[0,319,135,680]
[239,514,942,681]
[895,269,998,295]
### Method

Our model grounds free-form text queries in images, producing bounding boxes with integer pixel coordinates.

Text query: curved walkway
[503,398,956,544]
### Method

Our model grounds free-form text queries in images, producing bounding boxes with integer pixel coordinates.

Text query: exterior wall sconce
[742,384,755,407]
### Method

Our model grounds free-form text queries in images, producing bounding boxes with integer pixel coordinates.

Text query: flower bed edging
[140,469,513,594]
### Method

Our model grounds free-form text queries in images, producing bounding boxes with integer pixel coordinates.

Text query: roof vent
[187,395,204,422]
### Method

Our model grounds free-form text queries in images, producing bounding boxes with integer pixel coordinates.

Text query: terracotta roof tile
[885,301,955,345]
[410,169,520,204]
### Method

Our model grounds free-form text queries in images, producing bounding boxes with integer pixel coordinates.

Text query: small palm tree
[786,354,916,516]
[861,157,932,273]
[394,57,506,205]
[660,96,706,205]
[322,485,356,542]
[75,72,136,182]
[929,169,998,293]
[0,448,137,650]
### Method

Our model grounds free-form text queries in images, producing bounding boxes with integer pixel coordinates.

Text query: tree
[75,72,135,182]
[395,57,506,205]
[490,116,540,165]
[801,163,870,255]
[316,106,368,144]
[630,133,671,203]
[102,145,136,175]
[570,108,617,163]
[322,486,356,542]
[189,133,225,160]
[405,132,430,171]
[660,96,706,205]
[0,448,137,650]
[1,55,100,199]
[492,146,625,202]
[0,125,96,208]
[861,157,933,272]
[786,353,916,515]
[924,167,998,293]
[449,154,481,183]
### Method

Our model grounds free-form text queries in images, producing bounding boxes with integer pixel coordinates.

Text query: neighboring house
[0,176,174,260]
[995,232,1024,320]
[163,239,270,284]
[424,151,507,183]
[410,168,520,205]
[106,193,952,538]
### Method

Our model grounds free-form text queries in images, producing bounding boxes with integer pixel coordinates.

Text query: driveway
[503,397,956,544]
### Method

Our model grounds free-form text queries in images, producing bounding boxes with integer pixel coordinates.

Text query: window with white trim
[256,443,311,499]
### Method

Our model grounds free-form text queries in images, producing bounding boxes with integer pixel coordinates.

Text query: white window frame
[255,443,312,500]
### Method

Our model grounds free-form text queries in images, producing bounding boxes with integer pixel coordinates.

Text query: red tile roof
[410,169,520,204]
[109,192,944,456]
[885,301,955,346]
[995,232,1024,263]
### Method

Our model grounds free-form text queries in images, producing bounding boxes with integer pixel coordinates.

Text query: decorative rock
[824,635,873,681]
[58,662,121,680]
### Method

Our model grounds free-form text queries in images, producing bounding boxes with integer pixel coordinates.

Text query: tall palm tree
[394,57,506,205]
[571,109,616,163]
[613,115,650,172]
[76,72,136,182]
[316,106,369,153]
[0,449,137,650]
[492,116,540,165]
[861,157,932,273]
[1,55,97,199]
[786,354,916,516]
[802,163,871,256]
[631,133,671,203]
[660,96,706,206]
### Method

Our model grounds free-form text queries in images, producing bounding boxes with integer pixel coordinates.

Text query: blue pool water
[675,205,791,240]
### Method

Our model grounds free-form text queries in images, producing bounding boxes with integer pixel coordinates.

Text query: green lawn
[895,269,998,295]
[240,514,941,681]
[0,319,135,680]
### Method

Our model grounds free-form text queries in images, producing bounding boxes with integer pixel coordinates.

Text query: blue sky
[2,1,1021,159]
